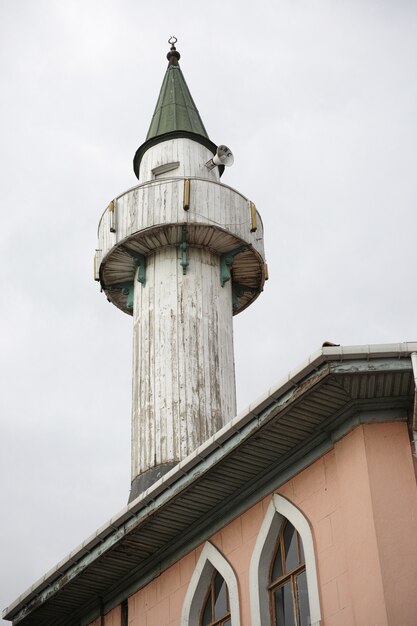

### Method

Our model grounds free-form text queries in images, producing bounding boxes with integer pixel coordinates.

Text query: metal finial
[167,36,180,65]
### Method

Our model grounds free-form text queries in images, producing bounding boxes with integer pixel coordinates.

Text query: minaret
[95,38,266,502]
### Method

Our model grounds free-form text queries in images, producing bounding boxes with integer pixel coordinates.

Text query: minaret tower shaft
[95,39,266,501]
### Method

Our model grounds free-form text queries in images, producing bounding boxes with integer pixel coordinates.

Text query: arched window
[269,520,308,626]
[181,541,240,626]
[201,571,231,626]
[181,542,240,626]
[249,495,321,626]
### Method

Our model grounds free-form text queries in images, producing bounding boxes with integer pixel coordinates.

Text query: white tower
[95,38,266,501]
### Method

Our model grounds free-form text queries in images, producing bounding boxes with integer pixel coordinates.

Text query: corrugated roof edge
[3,341,417,620]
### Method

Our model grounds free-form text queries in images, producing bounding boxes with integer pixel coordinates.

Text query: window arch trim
[181,541,241,626]
[249,494,321,626]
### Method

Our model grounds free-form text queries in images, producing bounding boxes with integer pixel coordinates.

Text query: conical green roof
[133,40,221,180]
[146,61,208,140]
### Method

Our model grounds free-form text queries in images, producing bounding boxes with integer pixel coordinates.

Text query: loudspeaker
[206,144,234,169]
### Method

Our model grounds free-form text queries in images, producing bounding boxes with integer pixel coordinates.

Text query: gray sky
[1,0,416,619]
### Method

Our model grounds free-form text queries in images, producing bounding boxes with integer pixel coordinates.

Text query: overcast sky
[1,0,416,620]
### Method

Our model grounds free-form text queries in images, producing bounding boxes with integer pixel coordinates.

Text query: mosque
[3,38,417,626]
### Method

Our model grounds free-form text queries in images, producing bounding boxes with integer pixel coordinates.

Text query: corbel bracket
[104,281,134,310]
[180,224,188,275]
[232,282,258,311]
[120,245,146,286]
[121,284,134,310]
[220,245,247,287]
[133,255,146,286]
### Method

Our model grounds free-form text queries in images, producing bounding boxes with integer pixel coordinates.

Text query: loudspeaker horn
[206,144,234,169]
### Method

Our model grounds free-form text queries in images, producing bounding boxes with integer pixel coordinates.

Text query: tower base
[128,462,177,503]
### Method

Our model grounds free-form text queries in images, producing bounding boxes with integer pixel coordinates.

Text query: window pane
[271,543,283,581]
[283,523,298,572]
[213,573,228,619]
[201,590,212,626]
[223,620,231,626]
[274,581,295,626]
[297,571,309,626]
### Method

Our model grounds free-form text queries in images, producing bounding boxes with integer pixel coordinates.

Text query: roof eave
[4,341,417,624]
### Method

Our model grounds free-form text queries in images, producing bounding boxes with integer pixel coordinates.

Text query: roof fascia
[4,342,416,622]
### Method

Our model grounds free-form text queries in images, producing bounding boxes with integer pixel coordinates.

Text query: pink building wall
[93,421,417,626]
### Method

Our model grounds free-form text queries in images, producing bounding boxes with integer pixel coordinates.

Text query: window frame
[181,541,240,626]
[249,495,321,626]
[200,571,231,626]
[268,520,307,626]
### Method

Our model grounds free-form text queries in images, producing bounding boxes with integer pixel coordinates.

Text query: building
[3,39,417,626]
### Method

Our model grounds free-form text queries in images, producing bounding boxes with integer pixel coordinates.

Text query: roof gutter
[3,341,417,622]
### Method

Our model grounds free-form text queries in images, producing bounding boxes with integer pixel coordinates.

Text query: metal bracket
[105,281,135,310]
[220,245,247,287]
[183,178,190,211]
[133,255,146,286]
[120,246,146,286]
[248,200,257,232]
[108,199,116,233]
[232,282,258,311]
[121,284,134,310]
[180,225,188,275]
